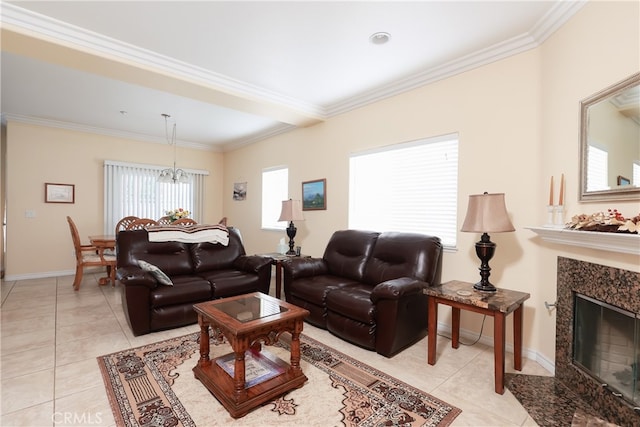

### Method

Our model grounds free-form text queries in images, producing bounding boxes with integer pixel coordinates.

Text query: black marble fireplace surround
[555,257,639,425]
[506,257,640,426]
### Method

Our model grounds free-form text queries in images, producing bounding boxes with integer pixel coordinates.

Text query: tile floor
[1,273,552,426]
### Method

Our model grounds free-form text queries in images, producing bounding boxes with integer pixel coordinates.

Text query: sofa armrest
[370,277,427,303]
[116,266,158,289]
[371,277,430,357]
[233,255,273,273]
[282,257,329,279]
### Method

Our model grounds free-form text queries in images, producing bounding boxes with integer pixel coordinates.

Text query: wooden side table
[257,253,309,299]
[424,280,530,394]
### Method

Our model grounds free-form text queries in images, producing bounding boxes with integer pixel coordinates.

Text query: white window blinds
[104,160,208,234]
[586,145,609,191]
[349,134,459,248]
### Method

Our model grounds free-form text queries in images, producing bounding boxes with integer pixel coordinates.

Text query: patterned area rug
[98,332,461,426]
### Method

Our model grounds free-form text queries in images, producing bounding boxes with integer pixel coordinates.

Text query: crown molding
[1,112,295,153]
[1,113,217,151]
[221,124,297,152]
[325,1,586,117]
[0,3,326,120]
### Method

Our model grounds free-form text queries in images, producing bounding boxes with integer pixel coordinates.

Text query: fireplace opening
[573,293,639,406]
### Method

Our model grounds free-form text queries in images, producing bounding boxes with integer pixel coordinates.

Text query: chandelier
[158,113,189,183]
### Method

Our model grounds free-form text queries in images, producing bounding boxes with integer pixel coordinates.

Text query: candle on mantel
[549,176,554,206]
[559,173,564,206]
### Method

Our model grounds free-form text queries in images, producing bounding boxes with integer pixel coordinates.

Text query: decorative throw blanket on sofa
[147,224,229,245]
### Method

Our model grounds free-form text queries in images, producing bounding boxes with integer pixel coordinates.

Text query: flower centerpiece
[166,208,190,222]
[566,209,639,233]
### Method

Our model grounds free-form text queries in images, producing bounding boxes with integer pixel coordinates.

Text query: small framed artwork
[302,179,326,211]
[233,182,247,201]
[45,183,75,203]
[617,175,630,186]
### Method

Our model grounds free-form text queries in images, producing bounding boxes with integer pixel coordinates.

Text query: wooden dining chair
[115,216,139,234]
[125,218,159,230]
[171,218,197,226]
[157,216,172,225]
[67,216,117,291]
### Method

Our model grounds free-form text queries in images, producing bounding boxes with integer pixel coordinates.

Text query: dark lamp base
[473,281,497,292]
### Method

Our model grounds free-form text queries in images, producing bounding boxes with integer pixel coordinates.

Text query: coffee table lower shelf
[193,350,307,418]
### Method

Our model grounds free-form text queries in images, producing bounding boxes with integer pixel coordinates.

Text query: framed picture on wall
[617,175,630,186]
[302,179,326,211]
[45,183,75,203]
[233,182,247,201]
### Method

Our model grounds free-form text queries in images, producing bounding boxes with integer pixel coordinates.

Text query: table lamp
[460,192,515,292]
[278,199,304,255]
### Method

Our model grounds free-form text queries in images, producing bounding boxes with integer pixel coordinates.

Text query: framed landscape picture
[302,179,326,211]
[45,183,75,203]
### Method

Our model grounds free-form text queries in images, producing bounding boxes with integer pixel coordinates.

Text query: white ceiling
[1,1,585,151]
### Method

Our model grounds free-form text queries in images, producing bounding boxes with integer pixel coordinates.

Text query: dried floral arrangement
[566,209,639,233]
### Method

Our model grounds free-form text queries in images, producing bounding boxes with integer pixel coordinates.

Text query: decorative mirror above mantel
[579,72,640,202]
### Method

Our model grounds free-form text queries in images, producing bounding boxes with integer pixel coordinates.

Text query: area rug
[98,332,461,426]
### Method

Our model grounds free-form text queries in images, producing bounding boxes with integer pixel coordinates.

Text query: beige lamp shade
[460,193,515,233]
[278,199,304,222]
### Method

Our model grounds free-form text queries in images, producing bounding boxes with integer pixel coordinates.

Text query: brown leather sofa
[116,228,272,336]
[283,230,442,357]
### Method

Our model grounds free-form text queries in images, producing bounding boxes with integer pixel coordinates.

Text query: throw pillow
[138,260,173,286]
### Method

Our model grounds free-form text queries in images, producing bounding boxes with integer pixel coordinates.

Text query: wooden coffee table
[193,292,310,418]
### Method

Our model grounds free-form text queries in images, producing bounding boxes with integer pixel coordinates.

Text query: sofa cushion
[149,276,212,308]
[199,269,263,298]
[288,275,360,303]
[116,230,193,276]
[363,232,442,285]
[191,228,245,272]
[326,285,376,324]
[323,230,379,282]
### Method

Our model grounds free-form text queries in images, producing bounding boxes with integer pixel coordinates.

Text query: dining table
[89,235,117,285]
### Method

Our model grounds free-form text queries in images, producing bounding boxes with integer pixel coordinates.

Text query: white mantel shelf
[527,226,640,256]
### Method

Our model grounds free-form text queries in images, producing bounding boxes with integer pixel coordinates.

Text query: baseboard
[436,320,555,375]
[3,269,75,282]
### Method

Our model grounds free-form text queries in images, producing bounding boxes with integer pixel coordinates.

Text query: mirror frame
[579,72,640,202]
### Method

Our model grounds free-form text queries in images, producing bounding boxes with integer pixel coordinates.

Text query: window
[349,134,459,248]
[633,161,640,186]
[262,167,289,230]
[104,160,208,233]
[586,145,609,191]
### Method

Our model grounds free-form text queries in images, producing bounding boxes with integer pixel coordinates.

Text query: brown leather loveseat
[116,228,272,336]
[283,229,442,357]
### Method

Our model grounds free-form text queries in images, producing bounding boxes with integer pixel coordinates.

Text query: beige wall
[5,122,223,277]
[3,1,639,367]
[535,0,640,363]
[223,1,640,366]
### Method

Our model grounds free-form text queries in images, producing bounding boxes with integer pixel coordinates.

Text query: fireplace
[573,293,639,405]
[557,257,640,424]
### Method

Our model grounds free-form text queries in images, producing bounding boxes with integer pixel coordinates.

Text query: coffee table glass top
[214,294,288,323]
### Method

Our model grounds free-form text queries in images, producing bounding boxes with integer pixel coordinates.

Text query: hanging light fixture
[158,113,189,183]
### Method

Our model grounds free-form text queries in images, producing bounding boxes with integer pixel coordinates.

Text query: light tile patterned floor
[1,273,550,426]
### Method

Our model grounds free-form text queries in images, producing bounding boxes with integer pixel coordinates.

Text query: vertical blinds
[348,134,459,248]
[104,160,208,234]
